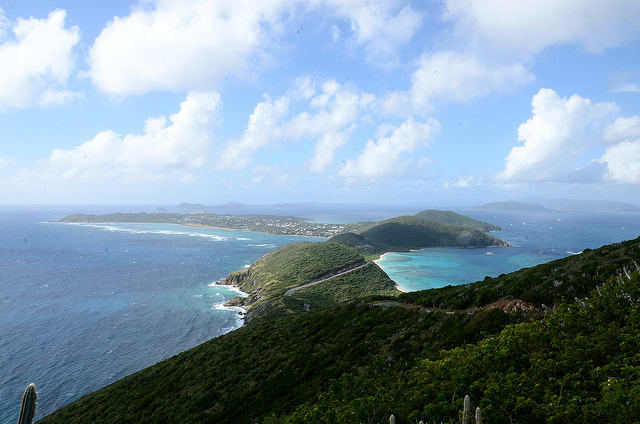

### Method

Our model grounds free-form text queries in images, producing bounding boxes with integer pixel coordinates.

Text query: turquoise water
[377,209,640,291]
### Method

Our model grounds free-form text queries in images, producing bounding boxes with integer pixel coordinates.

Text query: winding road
[284,261,369,296]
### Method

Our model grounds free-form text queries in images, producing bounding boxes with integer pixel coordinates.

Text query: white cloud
[218,94,291,170]
[499,88,619,182]
[339,117,439,179]
[0,9,80,108]
[87,0,424,96]
[611,83,640,93]
[46,91,221,179]
[87,0,292,96]
[326,1,422,64]
[603,116,640,143]
[454,175,481,188]
[601,141,640,183]
[443,0,640,58]
[409,51,533,108]
[219,79,375,171]
[379,51,533,116]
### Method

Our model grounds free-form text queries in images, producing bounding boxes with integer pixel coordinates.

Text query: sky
[1,0,640,207]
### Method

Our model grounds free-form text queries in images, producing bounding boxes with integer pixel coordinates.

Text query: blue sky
[1,0,640,207]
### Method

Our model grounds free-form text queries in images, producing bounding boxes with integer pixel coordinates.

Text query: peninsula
[58,209,508,251]
[58,212,344,237]
[58,208,509,323]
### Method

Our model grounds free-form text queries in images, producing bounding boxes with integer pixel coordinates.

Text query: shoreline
[374,252,409,293]
[208,282,249,323]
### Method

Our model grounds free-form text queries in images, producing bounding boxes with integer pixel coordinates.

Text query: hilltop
[219,241,400,321]
[39,229,640,423]
[414,209,501,231]
[330,213,508,255]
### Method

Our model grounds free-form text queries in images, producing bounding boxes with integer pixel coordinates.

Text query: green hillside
[39,236,640,424]
[414,209,501,231]
[332,215,508,254]
[220,241,399,321]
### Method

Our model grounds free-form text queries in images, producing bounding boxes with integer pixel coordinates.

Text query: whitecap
[249,243,276,248]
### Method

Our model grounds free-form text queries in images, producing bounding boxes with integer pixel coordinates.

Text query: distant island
[473,199,640,212]
[472,201,548,211]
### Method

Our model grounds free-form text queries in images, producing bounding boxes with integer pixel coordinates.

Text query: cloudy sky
[1,0,639,207]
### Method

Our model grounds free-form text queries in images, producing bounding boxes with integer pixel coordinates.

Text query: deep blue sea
[1,206,639,421]
[0,206,320,422]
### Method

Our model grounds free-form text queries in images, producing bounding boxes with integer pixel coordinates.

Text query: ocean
[1,206,639,421]
[0,206,320,422]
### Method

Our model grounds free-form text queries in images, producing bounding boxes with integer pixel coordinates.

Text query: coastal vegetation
[330,214,508,255]
[220,241,399,321]
[39,233,640,423]
[414,209,501,232]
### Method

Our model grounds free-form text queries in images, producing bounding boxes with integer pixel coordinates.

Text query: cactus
[462,395,471,424]
[389,414,395,424]
[475,406,482,424]
[17,384,37,424]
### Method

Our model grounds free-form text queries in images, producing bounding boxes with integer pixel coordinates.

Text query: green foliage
[361,216,506,249]
[288,263,399,310]
[331,215,507,254]
[414,209,501,232]
[220,241,402,321]
[39,303,504,424]
[39,237,640,424]
[222,241,367,312]
[400,238,640,310]
[280,270,640,423]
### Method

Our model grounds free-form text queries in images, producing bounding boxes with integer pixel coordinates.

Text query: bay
[377,209,640,291]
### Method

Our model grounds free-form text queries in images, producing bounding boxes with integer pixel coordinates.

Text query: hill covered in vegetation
[220,241,399,321]
[414,209,501,232]
[39,234,640,423]
[330,214,508,255]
